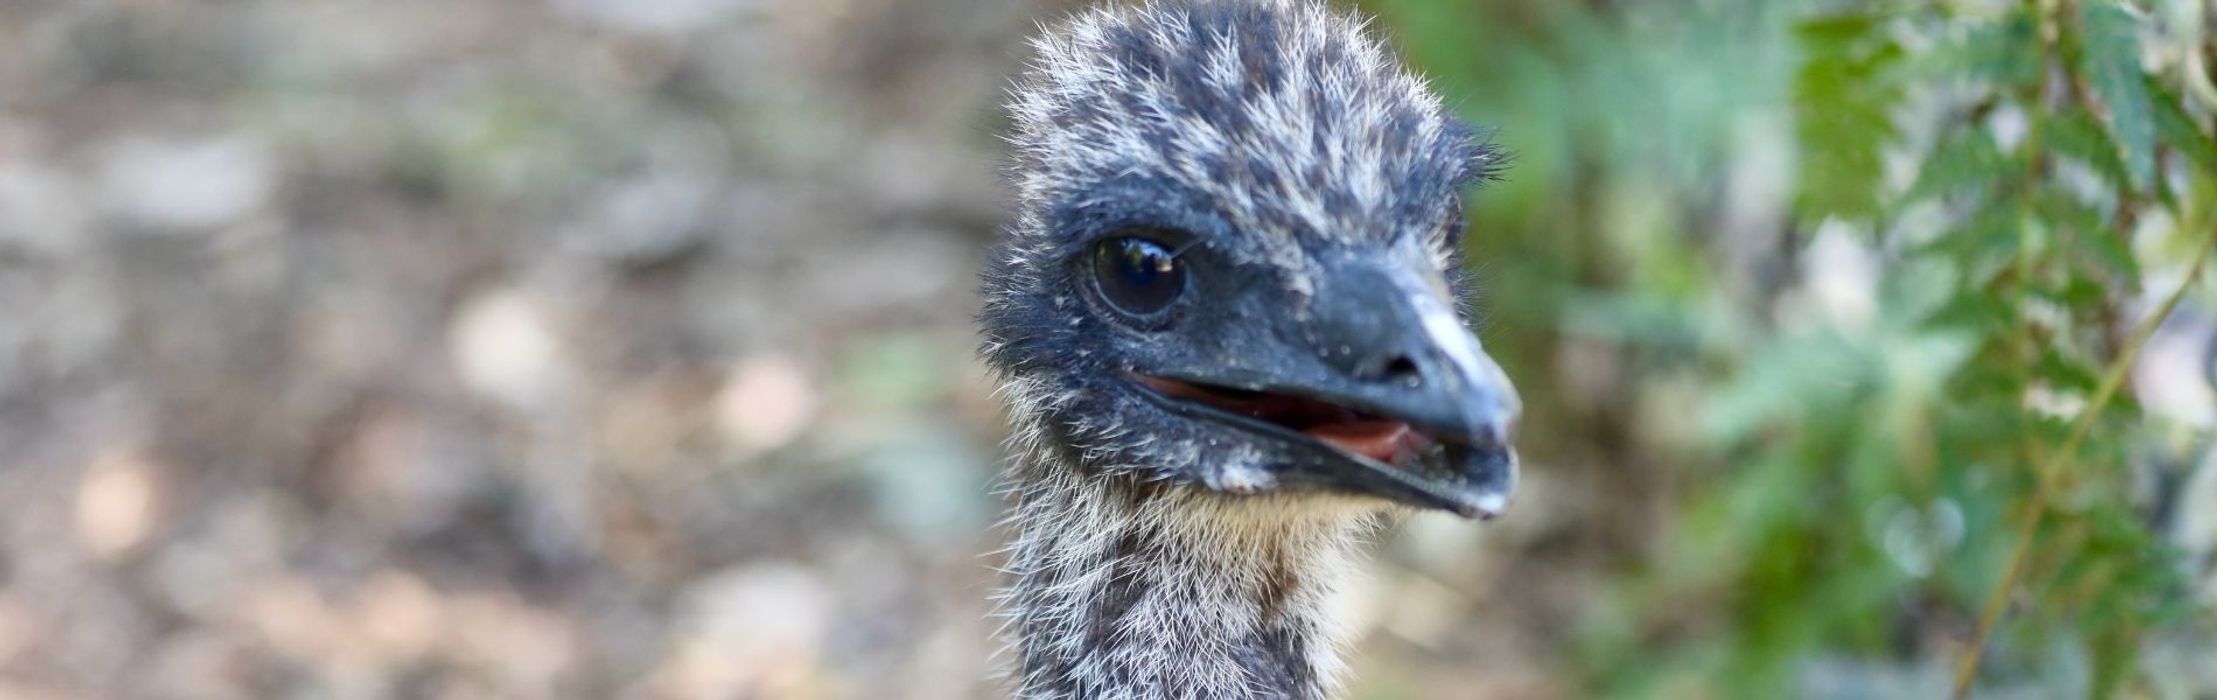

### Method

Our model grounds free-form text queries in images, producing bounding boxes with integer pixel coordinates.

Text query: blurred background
[2,0,2214,698]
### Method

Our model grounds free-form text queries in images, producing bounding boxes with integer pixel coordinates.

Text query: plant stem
[1950,221,2217,698]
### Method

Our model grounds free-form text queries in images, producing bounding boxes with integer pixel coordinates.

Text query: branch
[1950,220,2217,698]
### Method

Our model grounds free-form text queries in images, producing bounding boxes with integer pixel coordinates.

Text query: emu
[978,0,1521,697]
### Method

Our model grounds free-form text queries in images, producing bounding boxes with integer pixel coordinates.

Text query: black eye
[1090,236,1186,318]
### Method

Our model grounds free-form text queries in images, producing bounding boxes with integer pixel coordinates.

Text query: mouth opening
[1136,375,1436,466]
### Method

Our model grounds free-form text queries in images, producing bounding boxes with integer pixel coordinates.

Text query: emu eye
[1090,236,1185,318]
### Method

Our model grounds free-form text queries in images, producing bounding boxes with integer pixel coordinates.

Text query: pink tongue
[1304,421,1410,462]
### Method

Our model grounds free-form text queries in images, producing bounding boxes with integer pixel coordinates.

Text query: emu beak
[1138,252,1522,519]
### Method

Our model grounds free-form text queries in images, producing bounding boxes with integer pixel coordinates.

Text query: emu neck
[1002,447,1376,699]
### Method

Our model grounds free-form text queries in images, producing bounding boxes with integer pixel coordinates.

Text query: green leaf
[1915,15,2039,85]
[2049,274,2109,307]
[1958,16,2041,85]
[1906,129,2006,202]
[2032,190,2138,285]
[2149,76,2217,178]
[2040,111,2131,189]
[2076,1,2154,190]
[1794,11,1904,221]
[1918,203,2023,285]
[1923,288,2016,332]
[1699,332,1870,446]
[2033,347,2101,394]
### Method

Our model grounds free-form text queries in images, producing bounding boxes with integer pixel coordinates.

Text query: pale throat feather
[999,428,1384,700]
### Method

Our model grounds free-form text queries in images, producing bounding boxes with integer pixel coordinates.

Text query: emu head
[981,0,1520,518]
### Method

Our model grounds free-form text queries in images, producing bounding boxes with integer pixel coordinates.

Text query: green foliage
[2075,1,2155,190]
[2153,76,2217,176]
[1374,0,2217,696]
[1796,11,1905,222]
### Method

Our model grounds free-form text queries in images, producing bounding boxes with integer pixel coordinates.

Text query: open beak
[1132,254,1521,519]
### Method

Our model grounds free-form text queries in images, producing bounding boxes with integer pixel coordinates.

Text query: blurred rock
[352,570,442,666]
[851,423,992,548]
[716,353,819,457]
[72,448,160,561]
[568,168,721,266]
[140,632,257,700]
[553,0,761,34]
[0,159,90,257]
[333,407,485,536]
[240,576,343,666]
[653,561,832,699]
[444,591,579,696]
[97,134,274,233]
[449,286,572,410]
[0,595,31,668]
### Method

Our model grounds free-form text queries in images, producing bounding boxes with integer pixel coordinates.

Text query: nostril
[1377,355,1422,385]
